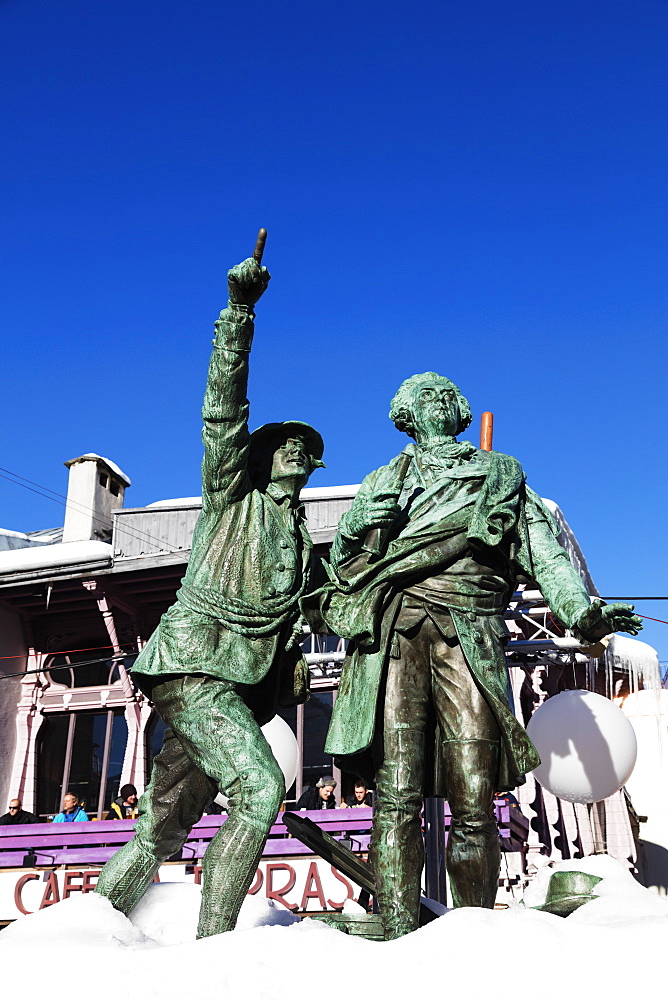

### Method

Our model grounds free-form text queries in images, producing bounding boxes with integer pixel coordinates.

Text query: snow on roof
[300,484,360,500]
[147,497,202,508]
[64,453,131,486]
[541,497,598,597]
[0,528,48,552]
[26,526,63,544]
[606,634,662,691]
[0,540,112,575]
[147,485,361,508]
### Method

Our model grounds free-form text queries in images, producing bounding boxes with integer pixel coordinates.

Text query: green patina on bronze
[320,370,641,939]
[96,239,324,937]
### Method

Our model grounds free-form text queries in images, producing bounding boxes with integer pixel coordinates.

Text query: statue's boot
[370,728,425,940]
[94,837,163,915]
[442,738,500,908]
[196,811,270,938]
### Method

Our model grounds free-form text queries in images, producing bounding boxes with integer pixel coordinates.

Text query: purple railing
[0,802,528,869]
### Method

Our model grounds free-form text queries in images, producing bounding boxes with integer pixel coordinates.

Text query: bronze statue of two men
[95,236,641,941]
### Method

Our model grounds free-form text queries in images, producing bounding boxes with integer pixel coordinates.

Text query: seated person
[342,781,373,808]
[296,776,337,809]
[52,792,88,823]
[0,798,38,825]
[107,784,140,820]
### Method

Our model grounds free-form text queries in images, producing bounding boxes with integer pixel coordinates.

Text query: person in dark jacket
[343,781,373,808]
[296,776,337,809]
[0,798,38,825]
[108,784,140,820]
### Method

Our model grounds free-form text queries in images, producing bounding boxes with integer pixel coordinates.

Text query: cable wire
[0,464,190,553]
[0,649,137,682]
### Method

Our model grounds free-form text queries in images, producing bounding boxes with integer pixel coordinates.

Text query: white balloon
[214,714,299,810]
[260,714,299,791]
[527,689,637,804]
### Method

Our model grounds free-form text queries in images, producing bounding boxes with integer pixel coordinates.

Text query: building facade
[0,453,662,888]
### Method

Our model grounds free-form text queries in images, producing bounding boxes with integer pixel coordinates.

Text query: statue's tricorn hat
[250,421,325,465]
[533,870,602,917]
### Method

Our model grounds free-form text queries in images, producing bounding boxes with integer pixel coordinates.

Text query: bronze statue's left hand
[599,602,643,635]
[576,598,643,639]
[227,257,271,308]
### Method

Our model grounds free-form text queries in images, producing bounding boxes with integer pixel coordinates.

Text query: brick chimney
[62,454,131,543]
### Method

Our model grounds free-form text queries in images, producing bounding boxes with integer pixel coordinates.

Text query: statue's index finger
[253,228,267,264]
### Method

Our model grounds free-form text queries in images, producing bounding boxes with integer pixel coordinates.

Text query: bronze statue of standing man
[96,233,324,937]
[322,371,640,939]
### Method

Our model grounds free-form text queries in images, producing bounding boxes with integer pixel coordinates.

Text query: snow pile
[523,853,668,922]
[2,858,667,1000]
[128,883,300,945]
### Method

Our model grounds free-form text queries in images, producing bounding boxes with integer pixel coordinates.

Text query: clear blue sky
[2,0,667,659]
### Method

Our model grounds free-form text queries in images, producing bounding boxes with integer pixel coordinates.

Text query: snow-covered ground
[2,855,666,1000]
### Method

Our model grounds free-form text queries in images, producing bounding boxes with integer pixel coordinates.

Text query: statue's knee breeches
[227,751,285,832]
[152,673,286,830]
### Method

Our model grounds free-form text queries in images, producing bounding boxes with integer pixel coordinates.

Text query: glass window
[302,690,335,790]
[66,712,108,811]
[46,650,122,688]
[103,712,129,811]
[36,709,128,819]
[146,712,167,781]
[36,714,71,819]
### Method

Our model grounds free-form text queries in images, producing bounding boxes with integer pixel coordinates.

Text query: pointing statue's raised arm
[201,232,271,506]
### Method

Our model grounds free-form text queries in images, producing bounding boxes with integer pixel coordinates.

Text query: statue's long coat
[132,303,311,722]
[322,445,595,793]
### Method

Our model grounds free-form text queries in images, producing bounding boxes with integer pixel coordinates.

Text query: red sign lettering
[300,861,327,911]
[265,863,298,910]
[63,871,83,898]
[81,870,100,893]
[40,872,60,908]
[247,867,263,895]
[13,873,39,915]
[327,866,355,910]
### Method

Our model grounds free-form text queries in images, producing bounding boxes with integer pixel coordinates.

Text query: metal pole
[331,687,341,804]
[480,411,494,451]
[424,796,448,904]
[60,713,76,810]
[96,710,114,820]
[295,702,305,802]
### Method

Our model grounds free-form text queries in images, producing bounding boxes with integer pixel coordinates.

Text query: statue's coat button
[266,586,276,597]
[277,562,285,572]
[467,611,476,622]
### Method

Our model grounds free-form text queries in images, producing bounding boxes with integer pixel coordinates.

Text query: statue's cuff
[212,305,255,351]
[571,605,611,643]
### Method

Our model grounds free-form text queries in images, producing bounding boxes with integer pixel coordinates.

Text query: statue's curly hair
[388,372,473,438]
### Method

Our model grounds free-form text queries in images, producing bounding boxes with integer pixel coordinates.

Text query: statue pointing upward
[96,233,324,937]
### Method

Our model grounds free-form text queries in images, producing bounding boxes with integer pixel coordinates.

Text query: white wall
[622,689,668,893]
[0,605,26,811]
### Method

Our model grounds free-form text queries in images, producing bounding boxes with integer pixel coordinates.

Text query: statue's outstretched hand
[575,598,643,640]
[600,602,643,635]
[227,257,271,308]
